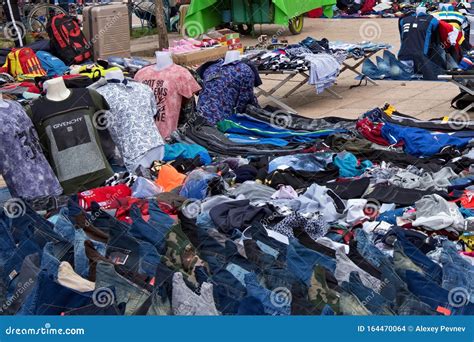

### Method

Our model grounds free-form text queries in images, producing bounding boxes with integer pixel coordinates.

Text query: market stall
[183,0,336,36]
[1,1,474,324]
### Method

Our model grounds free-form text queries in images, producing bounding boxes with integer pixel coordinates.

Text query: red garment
[0,82,40,94]
[356,118,399,146]
[459,190,474,209]
[308,8,323,18]
[77,184,131,210]
[360,0,376,14]
[114,197,177,224]
[438,20,462,58]
[115,197,149,224]
[19,82,40,93]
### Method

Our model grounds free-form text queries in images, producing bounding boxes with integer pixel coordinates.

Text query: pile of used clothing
[335,0,431,18]
[2,99,474,316]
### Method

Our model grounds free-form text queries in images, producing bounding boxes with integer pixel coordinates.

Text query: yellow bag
[77,64,122,81]
[0,48,47,80]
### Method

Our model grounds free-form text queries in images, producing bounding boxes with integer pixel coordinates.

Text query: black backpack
[46,14,92,65]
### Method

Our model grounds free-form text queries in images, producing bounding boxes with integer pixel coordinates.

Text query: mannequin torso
[44,77,71,101]
[155,51,174,71]
[416,6,427,15]
[105,69,125,82]
[223,50,241,65]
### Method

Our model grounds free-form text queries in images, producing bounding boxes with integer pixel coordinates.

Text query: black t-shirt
[28,88,114,194]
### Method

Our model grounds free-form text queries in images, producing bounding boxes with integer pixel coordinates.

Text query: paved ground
[132,17,460,120]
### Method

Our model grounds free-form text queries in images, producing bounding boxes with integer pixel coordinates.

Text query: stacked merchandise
[247,37,351,94]
[328,41,392,58]
[2,94,474,315]
[335,0,423,17]
[207,29,243,53]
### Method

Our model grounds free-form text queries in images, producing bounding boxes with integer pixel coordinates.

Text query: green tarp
[184,0,335,36]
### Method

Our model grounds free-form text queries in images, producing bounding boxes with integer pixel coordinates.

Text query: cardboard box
[216,29,240,42]
[172,45,228,66]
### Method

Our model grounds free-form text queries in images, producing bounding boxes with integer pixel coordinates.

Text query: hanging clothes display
[96,80,165,172]
[196,60,259,125]
[27,88,114,194]
[398,13,444,80]
[0,100,62,199]
[134,64,201,139]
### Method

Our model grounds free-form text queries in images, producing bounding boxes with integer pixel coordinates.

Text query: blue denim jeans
[53,208,89,278]
[211,268,248,315]
[30,270,95,315]
[385,50,413,80]
[129,202,174,255]
[237,296,265,315]
[362,58,386,80]
[355,230,406,303]
[268,153,328,173]
[3,239,42,296]
[406,270,474,315]
[197,226,254,273]
[95,261,151,316]
[11,203,65,248]
[376,56,391,76]
[0,187,11,207]
[439,240,474,303]
[287,238,336,285]
[341,272,394,315]
[244,272,291,316]
[139,240,161,277]
[0,210,17,273]
[395,228,442,284]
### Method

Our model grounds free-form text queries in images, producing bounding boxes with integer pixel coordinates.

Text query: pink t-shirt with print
[134,64,201,139]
